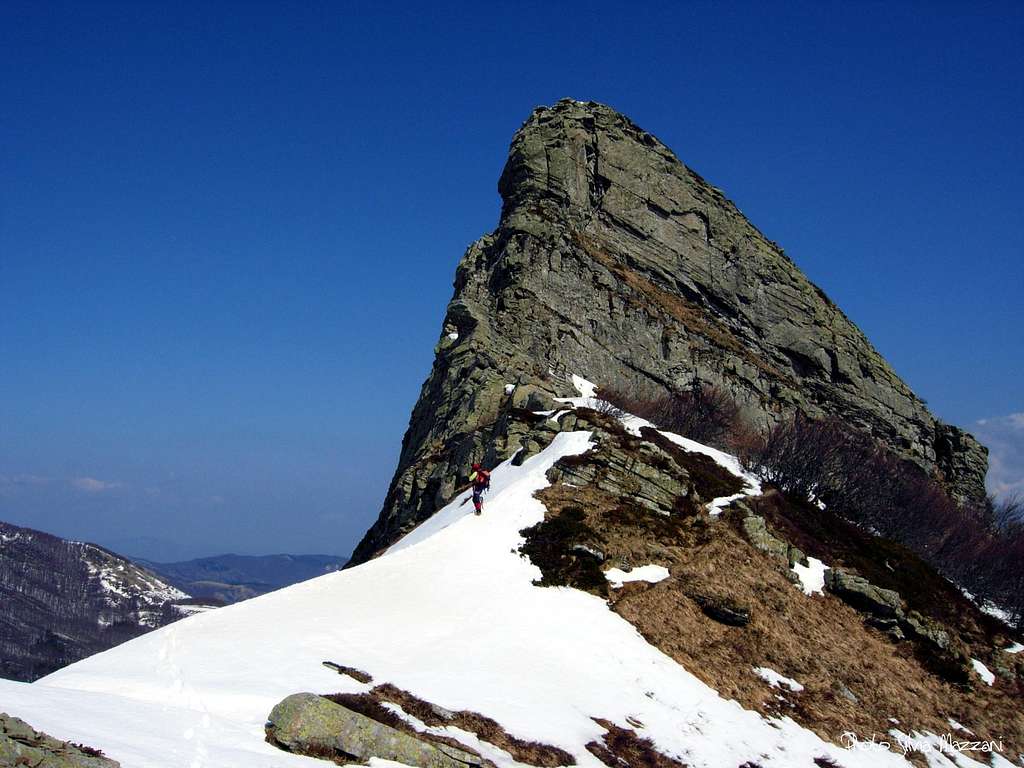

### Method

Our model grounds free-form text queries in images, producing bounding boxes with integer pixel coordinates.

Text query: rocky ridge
[352,99,987,563]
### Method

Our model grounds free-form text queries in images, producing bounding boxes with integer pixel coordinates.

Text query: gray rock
[544,422,695,514]
[741,516,789,561]
[902,611,951,650]
[265,693,481,767]
[0,713,120,768]
[350,99,987,563]
[824,568,904,620]
[836,684,859,704]
[690,594,751,627]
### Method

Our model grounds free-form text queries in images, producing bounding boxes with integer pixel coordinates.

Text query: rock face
[0,713,120,767]
[265,693,480,767]
[351,99,987,563]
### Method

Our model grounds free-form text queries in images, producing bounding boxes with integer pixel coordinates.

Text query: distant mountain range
[135,553,348,604]
[0,519,348,682]
[0,520,190,682]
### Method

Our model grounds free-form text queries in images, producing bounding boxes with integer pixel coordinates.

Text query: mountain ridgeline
[137,553,348,604]
[0,520,189,682]
[351,99,988,563]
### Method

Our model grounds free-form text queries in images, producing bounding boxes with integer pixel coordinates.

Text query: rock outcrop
[265,693,481,767]
[0,713,119,768]
[351,99,987,563]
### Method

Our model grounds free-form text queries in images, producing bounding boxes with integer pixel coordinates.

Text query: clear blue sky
[2,1,1021,560]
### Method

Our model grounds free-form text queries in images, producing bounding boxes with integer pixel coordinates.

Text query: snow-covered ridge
[0,377,1015,768]
[80,542,189,627]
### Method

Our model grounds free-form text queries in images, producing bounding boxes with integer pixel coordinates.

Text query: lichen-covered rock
[351,99,987,563]
[265,693,481,767]
[0,713,119,768]
[824,568,904,620]
[544,419,696,514]
[741,515,790,561]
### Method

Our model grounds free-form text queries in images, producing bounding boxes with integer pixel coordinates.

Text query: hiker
[469,462,491,515]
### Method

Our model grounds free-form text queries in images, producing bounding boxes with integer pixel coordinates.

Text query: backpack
[473,469,490,490]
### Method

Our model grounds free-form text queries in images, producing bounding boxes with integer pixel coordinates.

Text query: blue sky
[1,1,1021,560]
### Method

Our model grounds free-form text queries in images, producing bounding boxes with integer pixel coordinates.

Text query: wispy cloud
[0,474,50,487]
[71,476,124,493]
[973,413,1024,499]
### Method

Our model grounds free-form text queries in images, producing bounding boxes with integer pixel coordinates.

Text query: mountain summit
[2,101,1017,768]
[352,98,987,563]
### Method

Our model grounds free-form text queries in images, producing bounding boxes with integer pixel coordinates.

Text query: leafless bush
[600,377,743,447]
[743,413,1024,630]
[740,414,853,500]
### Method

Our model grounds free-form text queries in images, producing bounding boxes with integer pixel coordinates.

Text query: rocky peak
[350,99,987,563]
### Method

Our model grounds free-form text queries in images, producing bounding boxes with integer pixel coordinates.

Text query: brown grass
[587,718,688,768]
[607,505,1024,757]
[322,661,373,684]
[530,470,1023,760]
[370,683,576,767]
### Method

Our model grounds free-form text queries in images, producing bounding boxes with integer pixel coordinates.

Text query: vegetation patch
[369,683,577,767]
[519,505,607,594]
[740,413,1023,631]
[586,718,688,768]
[609,512,1024,758]
[322,660,373,684]
[745,491,1008,649]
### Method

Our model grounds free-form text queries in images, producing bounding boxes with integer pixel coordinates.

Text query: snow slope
[1,401,1016,767]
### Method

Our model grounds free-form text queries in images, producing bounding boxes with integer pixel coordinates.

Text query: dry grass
[322,660,373,684]
[533,477,1024,760]
[587,718,688,768]
[369,683,576,767]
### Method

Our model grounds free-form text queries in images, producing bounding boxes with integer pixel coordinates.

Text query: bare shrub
[739,414,850,500]
[743,413,1024,630]
[601,377,743,447]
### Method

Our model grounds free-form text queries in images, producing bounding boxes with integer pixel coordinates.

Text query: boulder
[265,693,481,768]
[741,515,789,561]
[824,568,903,620]
[690,593,751,627]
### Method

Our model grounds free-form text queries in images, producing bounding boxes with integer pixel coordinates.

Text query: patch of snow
[705,491,747,515]
[754,666,805,692]
[792,558,828,596]
[604,565,670,589]
[946,717,973,734]
[504,383,516,395]
[616,411,763,515]
[447,331,459,341]
[380,701,429,731]
[175,604,217,616]
[970,658,995,686]
[553,373,606,410]
[1003,642,1023,654]
[571,374,597,399]
[979,600,1014,624]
